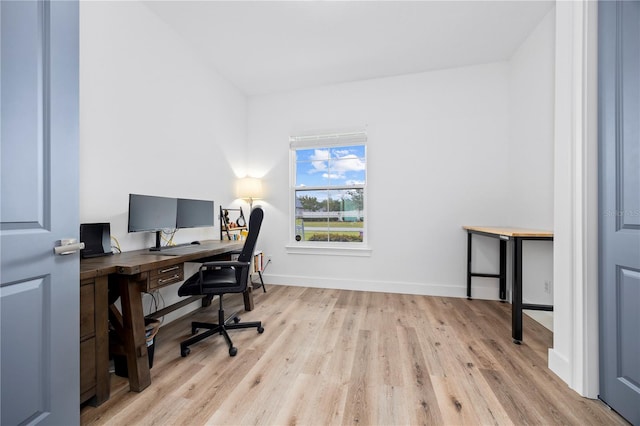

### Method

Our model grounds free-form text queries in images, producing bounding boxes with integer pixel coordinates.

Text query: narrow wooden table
[80,240,245,394]
[463,226,554,344]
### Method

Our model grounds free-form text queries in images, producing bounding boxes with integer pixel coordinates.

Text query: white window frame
[286,130,371,257]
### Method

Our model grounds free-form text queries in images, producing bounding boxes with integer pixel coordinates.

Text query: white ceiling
[144,1,554,96]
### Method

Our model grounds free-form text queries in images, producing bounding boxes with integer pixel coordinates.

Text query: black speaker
[80,223,113,258]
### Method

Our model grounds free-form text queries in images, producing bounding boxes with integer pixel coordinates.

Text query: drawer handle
[158,274,181,284]
[159,266,181,274]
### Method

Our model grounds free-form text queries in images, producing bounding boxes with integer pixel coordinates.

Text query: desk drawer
[80,337,96,398]
[149,264,184,289]
[80,279,95,341]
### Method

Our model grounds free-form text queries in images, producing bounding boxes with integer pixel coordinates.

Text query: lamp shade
[236,177,263,200]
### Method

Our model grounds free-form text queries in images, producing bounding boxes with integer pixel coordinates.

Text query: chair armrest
[200,260,249,269]
[199,260,250,286]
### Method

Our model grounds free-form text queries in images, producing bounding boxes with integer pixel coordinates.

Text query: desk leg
[117,275,151,391]
[499,239,507,301]
[467,232,472,299]
[243,286,254,311]
[512,237,523,344]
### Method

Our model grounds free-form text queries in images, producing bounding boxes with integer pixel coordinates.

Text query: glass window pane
[295,189,330,242]
[296,147,331,187]
[296,189,329,213]
[295,148,316,162]
[326,189,364,242]
[327,145,366,186]
[329,145,365,159]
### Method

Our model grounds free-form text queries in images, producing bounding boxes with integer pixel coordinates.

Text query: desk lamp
[236,177,263,212]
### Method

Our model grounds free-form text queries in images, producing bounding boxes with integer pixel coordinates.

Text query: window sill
[285,243,372,257]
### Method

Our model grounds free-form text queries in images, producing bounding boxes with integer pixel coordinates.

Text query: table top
[80,240,244,280]
[463,226,554,238]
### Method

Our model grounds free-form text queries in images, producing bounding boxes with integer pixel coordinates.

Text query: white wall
[79,1,248,320]
[248,63,512,299]
[507,9,556,307]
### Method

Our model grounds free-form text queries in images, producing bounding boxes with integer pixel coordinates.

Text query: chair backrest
[235,206,263,282]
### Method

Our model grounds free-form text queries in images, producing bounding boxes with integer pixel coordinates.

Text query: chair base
[180,307,263,357]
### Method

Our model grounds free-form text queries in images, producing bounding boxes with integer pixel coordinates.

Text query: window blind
[289,130,367,149]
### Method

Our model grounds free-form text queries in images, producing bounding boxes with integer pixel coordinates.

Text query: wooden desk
[463,226,554,344]
[80,240,244,396]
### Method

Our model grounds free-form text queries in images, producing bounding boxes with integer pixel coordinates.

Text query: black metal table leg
[499,239,507,301]
[467,232,472,299]
[257,270,266,293]
[512,237,523,344]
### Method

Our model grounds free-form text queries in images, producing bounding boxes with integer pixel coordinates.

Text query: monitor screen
[176,198,214,229]
[128,194,178,233]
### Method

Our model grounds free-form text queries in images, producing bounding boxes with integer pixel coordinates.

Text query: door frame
[550,0,599,399]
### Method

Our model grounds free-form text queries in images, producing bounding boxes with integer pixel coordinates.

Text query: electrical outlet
[544,280,551,294]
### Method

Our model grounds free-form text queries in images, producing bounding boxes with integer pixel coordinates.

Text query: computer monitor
[128,194,178,250]
[176,198,214,229]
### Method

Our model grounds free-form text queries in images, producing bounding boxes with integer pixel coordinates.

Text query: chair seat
[178,267,245,296]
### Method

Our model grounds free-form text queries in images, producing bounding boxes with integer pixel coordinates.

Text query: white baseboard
[548,348,571,385]
[262,274,503,301]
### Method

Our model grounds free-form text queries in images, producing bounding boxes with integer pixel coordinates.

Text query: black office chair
[178,206,264,357]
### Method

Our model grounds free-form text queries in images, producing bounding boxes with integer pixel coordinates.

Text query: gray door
[1,0,79,424]
[599,1,640,424]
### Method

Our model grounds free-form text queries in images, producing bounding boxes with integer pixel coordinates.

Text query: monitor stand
[149,231,163,251]
[148,230,191,251]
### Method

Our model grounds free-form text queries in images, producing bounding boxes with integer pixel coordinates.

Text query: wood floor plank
[322,294,368,386]
[175,348,262,425]
[480,367,547,425]
[428,329,513,424]
[81,286,629,426]
[374,384,410,426]
[378,312,404,387]
[300,306,348,376]
[271,372,349,426]
[343,329,374,425]
[396,326,445,425]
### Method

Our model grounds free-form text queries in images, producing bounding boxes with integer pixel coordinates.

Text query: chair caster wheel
[181,347,190,357]
[229,347,237,356]
[257,326,264,334]
[233,316,240,323]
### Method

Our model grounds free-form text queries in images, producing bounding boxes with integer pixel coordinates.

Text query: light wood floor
[81,285,627,426]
